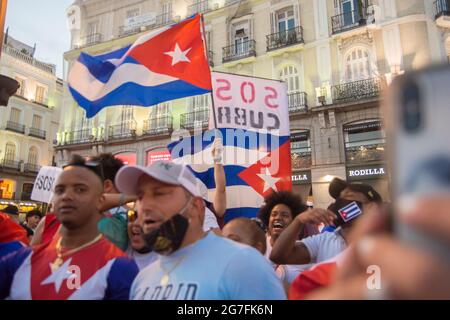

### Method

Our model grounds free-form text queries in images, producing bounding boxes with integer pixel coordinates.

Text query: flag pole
[200,14,218,130]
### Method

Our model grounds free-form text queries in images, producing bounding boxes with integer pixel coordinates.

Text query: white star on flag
[41,258,75,293]
[257,167,281,193]
[164,43,191,66]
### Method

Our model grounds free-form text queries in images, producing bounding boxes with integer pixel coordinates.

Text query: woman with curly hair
[258,191,318,285]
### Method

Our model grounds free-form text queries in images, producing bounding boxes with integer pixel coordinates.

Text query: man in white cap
[115,161,286,300]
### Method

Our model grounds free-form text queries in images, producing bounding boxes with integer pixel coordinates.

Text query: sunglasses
[63,160,105,181]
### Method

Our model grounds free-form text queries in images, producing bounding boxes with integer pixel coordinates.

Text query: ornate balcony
[331,77,382,104]
[0,159,21,171]
[143,115,173,136]
[64,129,93,145]
[5,121,25,134]
[81,33,102,47]
[188,0,214,15]
[108,121,137,140]
[24,163,41,173]
[288,92,308,113]
[266,26,304,51]
[180,110,210,130]
[331,7,368,35]
[29,127,46,140]
[222,40,256,63]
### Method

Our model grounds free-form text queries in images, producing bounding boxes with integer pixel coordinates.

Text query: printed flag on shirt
[68,14,212,118]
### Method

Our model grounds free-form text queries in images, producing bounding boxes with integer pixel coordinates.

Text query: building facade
[57,0,450,209]
[0,34,62,211]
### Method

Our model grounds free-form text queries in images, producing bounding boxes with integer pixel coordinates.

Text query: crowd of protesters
[0,139,449,300]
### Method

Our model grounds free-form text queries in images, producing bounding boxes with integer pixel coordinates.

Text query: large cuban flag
[168,72,292,222]
[68,14,212,118]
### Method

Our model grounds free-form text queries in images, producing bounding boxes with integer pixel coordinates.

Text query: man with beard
[0,155,138,300]
[115,161,285,300]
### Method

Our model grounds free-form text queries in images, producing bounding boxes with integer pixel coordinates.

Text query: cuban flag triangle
[68,14,212,118]
[168,72,292,222]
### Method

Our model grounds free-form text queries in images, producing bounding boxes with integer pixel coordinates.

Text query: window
[120,106,135,131]
[28,147,38,165]
[345,47,372,81]
[4,142,16,161]
[161,2,172,23]
[88,21,99,36]
[280,65,300,93]
[344,120,386,163]
[10,108,21,123]
[291,131,312,169]
[15,77,25,97]
[188,94,210,112]
[35,85,45,103]
[127,8,140,19]
[149,102,172,128]
[342,0,360,26]
[234,28,249,55]
[32,115,42,129]
[277,9,295,33]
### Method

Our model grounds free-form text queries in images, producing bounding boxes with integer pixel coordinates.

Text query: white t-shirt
[203,207,219,231]
[126,247,158,270]
[130,232,286,300]
[265,236,313,284]
[300,229,347,264]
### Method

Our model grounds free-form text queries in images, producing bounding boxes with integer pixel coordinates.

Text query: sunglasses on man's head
[63,160,105,181]
[251,217,267,233]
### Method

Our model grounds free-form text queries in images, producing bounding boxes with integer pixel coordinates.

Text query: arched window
[28,146,38,165]
[4,142,16,162]
[280,65,300,93]
[344,47,372,81]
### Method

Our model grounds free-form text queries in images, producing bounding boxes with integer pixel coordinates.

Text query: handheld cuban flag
[68,14,212,118]
[168,72,292,223]
[337,201,363,223]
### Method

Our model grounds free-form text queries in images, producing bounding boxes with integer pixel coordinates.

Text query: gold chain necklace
[50,234,103,272]
[159,255,188,286]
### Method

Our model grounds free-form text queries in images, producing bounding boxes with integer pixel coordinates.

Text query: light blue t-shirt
[130,232,286,300]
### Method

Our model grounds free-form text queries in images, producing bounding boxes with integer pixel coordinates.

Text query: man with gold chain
[115,161,285,300]
[0,155,138,300]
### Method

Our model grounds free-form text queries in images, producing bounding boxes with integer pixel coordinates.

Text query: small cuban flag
[338,201,363,222]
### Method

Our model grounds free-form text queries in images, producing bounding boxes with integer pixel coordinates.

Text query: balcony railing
[291,149,312,169]
[180,110,210,130]
[222,40,256,63]
[435,0,450,19]
[332,77,382,104]
[288,92,308,113]
[266,26,304,51]
[331,8,367,34]
[82,33,102,47]
[29,127,46,140]
[155,12,174,27]
[188,0,213,15]
[108,121,137,140]
[118,25,143,37]
[143,116,173,136]
[0,159,21,171]
[5,121,25,134]
[65,129,93,145]
[2,46,56,74]
[345,138,386,164]
[24,163,41,173]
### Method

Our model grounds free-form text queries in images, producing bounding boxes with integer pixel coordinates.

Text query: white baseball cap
[115,161,201,197]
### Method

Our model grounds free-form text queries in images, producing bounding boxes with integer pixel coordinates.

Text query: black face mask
[143,213,190,255]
